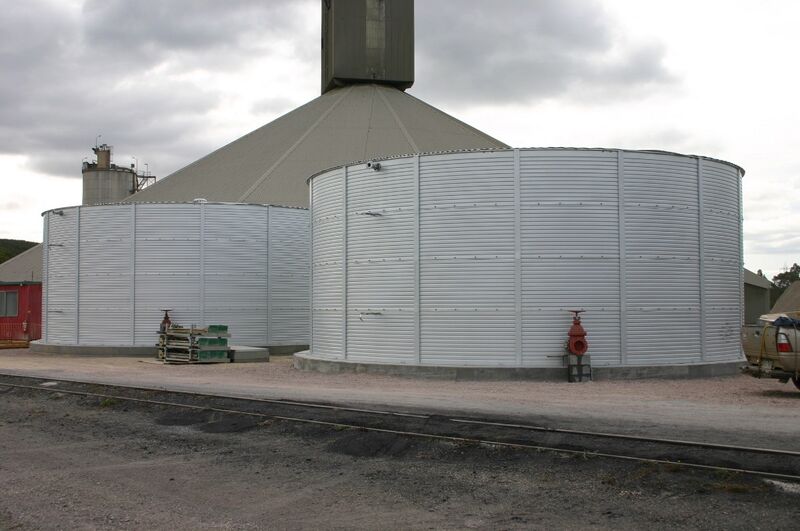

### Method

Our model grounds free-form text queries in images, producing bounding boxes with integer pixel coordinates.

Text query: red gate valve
[567,310,588,356]
[159,309,173,333]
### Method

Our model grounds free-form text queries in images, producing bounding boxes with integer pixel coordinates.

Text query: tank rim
[41,201,307,217]
[306,146,745,184]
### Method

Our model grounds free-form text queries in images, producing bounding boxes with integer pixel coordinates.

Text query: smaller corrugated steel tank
[41,203,309,348]
[309,148,744,368]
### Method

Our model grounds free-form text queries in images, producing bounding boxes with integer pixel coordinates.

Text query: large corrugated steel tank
[307,148,744,370]
[40,203,308,351]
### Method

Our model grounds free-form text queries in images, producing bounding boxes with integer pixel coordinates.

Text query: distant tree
[0,239,37,265]
[773,263,800,289]
[771,263,800,305]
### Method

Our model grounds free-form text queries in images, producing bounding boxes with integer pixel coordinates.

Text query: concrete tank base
[29,341,157,357]
[293,352,743,381]
[269,345,309,356]
[30,341,309,358]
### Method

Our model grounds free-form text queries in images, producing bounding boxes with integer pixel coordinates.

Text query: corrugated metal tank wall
[309,148,743,368]
[42,203,309,348]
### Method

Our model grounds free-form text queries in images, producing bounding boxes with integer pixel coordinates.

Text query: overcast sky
[1,0,797,278]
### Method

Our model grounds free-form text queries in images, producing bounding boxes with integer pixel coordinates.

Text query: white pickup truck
[741,312,800,389]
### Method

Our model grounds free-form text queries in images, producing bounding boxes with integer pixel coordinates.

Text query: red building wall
[0,283,42,341]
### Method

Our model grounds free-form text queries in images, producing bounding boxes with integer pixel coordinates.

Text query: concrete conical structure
[772,282,800,313]
[125,84,507,207]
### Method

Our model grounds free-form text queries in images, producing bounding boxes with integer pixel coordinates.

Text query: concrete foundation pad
[293,351,743,381]
[229,346,269,363]
[594,362,744,380]
[268,345,309,356]
[29,341,157,357]
[29,341,306,359]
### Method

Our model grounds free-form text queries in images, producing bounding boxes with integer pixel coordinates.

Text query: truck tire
[792,376,800,391]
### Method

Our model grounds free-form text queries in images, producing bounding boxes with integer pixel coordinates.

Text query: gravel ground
[1,351,799,450]
[2,385,800,530]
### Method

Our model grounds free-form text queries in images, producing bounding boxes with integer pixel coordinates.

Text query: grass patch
[98,398,120,408]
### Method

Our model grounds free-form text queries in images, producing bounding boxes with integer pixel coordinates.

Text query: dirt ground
[2,385,800,530]
[1,351,799,450]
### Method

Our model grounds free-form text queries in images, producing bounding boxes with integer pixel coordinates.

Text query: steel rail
[0,372,428,419]
[448,418,800,457]
[0,372,797,457]
[1,378,799,482]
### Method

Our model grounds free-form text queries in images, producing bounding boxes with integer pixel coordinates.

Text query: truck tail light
[777,333,793,353]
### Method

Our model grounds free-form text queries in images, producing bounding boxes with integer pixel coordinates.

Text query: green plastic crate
[197,350,229,362]
[197,337,227,347]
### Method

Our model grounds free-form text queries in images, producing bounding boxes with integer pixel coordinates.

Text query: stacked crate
[158,324,231,363]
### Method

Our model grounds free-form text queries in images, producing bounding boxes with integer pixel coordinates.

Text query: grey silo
[322,0,414,93]
[82,145,139,206]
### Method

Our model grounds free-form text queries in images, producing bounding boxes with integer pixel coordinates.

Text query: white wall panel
[419,152,516,365]
[311,171,344,358]
[520,150,621,366]
[42,214,49,341]
[43,209,78,343]
[203,205,269,346]
[621,152,703,364]
[79,206,132,344]
[268,206,310,345]
[134,204,202,344]
[345,160,416,362]
[701,159,743,361]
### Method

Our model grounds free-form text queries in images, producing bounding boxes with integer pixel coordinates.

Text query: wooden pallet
[157,324,231,364]
[0,340,29,349]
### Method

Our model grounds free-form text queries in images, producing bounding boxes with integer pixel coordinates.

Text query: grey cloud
[413,0,675,106]
[251,96,298,116]
[0,0,315,179]
[1,0,675,181]
[82,0,313,70]
[745,235,800,256]
[605,128,728,157]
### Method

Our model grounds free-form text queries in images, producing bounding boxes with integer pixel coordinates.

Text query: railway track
[1,372,798,482]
